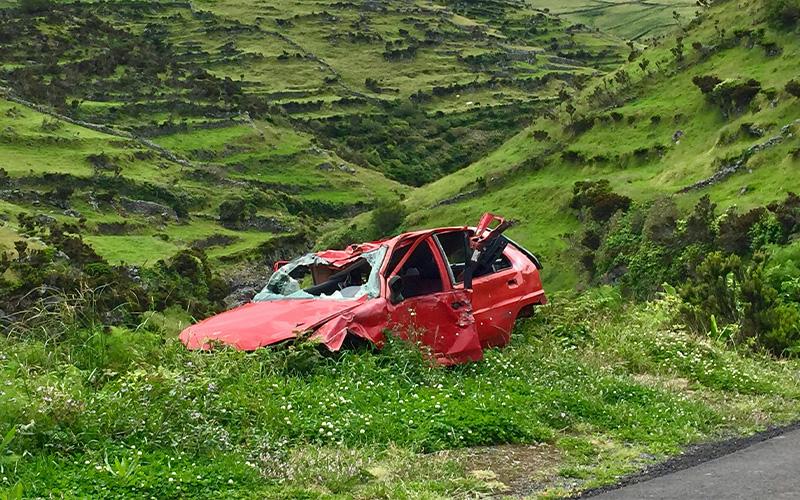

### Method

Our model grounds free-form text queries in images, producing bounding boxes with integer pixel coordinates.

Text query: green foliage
[680,252,800,355]
[570,179,632,223]
[766,0,800,27]
[579,193,800,306]
[786,79,800,98]
[708,78,763,116]
[370,198,407,237]
[692,74,723,94]
[218,198,257,229]
[18,0,51,14]
[0,216,225,339]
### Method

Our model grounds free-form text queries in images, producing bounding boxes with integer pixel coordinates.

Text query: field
[533,0,700,40]
[3,289,800,497]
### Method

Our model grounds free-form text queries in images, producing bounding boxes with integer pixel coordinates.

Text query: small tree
[767,0,800,27]
[218,198,256,228]
[19,0,51,13]
[786,79,800,98]
[370,198,407,236]
[692,74,722,94]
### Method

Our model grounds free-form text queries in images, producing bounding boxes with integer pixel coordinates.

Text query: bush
[717,207,767,254]
[18,0,51,13]
[680,252,800,355]
[785,79,800,98]
[767,0,800,27]
[692,74,723,94]
[570,180,632,222]
[370,198,407,237]
[218,198,257,229]
[682,195,717,246]
[709,78,762,115]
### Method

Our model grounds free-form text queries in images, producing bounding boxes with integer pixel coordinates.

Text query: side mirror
[388,275,404,305]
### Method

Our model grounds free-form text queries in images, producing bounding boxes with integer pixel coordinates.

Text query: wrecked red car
[180,213,547,364]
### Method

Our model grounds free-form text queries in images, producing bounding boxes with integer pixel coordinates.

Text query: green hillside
[0,0,636,265]
[395,0,800,290]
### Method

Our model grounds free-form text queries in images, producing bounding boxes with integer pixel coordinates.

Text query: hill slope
[0,0,637,266]
[394,0,800,290]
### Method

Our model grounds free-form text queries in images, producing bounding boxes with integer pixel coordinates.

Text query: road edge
[573,420,800,498]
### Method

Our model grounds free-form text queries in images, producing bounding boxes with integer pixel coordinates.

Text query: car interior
[293,258,372,298]
[435,230,512,283]
[390,239,445,300]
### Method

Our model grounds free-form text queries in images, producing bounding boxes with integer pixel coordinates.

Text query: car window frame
[384,234,453,301]
[433,230,470,285]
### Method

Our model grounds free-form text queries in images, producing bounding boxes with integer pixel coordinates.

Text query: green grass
[2,289,798,498]
[399,0,800,291]
[534,0,699,40]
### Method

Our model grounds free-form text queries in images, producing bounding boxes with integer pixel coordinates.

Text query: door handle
[507,278,518,286]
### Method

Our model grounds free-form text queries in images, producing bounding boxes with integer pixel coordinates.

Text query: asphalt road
[592,428,800,499]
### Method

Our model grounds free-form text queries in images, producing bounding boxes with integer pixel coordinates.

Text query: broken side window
[253,246,387,301]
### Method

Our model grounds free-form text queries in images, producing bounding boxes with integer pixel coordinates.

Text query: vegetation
[2,283,799,497]
[1,0,800,497]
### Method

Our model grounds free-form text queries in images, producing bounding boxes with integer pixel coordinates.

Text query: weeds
[0,289,798,497]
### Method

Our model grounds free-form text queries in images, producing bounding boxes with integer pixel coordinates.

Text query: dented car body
[180,213,547,364]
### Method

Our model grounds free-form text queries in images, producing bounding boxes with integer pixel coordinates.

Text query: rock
[35,214,56,226]
[317,162,334,171]
[63,209,82,218]
[243,216,291,233]
[672,130,684,143]
[338,163,356,174]
[120,198,178,220]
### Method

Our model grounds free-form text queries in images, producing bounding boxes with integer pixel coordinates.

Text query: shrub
[642,198,680,247]
[19,0,51,14]
[680,252,800,355]
[768,192,800,235]
[218,198,257,228]
[682,195,717,246]
[785,79,800,98]
[692,74,723,94]
[570,180,632,222]
[767,0,800,27]
[717,207,767,254]
[709,78,762,115]
[370,198,407,237]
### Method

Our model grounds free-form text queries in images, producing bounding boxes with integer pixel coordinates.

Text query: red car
[180,213,547,364]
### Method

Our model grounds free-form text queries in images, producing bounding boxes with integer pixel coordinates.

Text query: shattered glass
[253,246,387,302]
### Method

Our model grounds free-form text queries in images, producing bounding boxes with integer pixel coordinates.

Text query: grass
[534,0,699,40]
[2,289,798,497]
[399,0,800,291]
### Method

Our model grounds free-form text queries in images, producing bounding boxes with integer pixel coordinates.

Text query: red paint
[179,213,547,364]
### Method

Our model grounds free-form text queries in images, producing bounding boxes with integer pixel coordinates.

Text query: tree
[692,74,722,94]
[786,79,800,98]
[19,0,51,14]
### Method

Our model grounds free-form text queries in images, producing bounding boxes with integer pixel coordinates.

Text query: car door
[434,230,522,348]
[385,235,483,364]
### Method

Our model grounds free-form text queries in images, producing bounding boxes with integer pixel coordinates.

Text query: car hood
[179,299,364,351]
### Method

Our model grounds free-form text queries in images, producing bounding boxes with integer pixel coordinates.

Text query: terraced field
[0,0,633,265]
[534,0,700,40]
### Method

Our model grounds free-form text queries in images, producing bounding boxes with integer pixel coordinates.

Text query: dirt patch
[455,442,562,497]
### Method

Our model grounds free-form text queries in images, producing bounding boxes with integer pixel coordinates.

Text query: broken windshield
[253,246,387,302]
